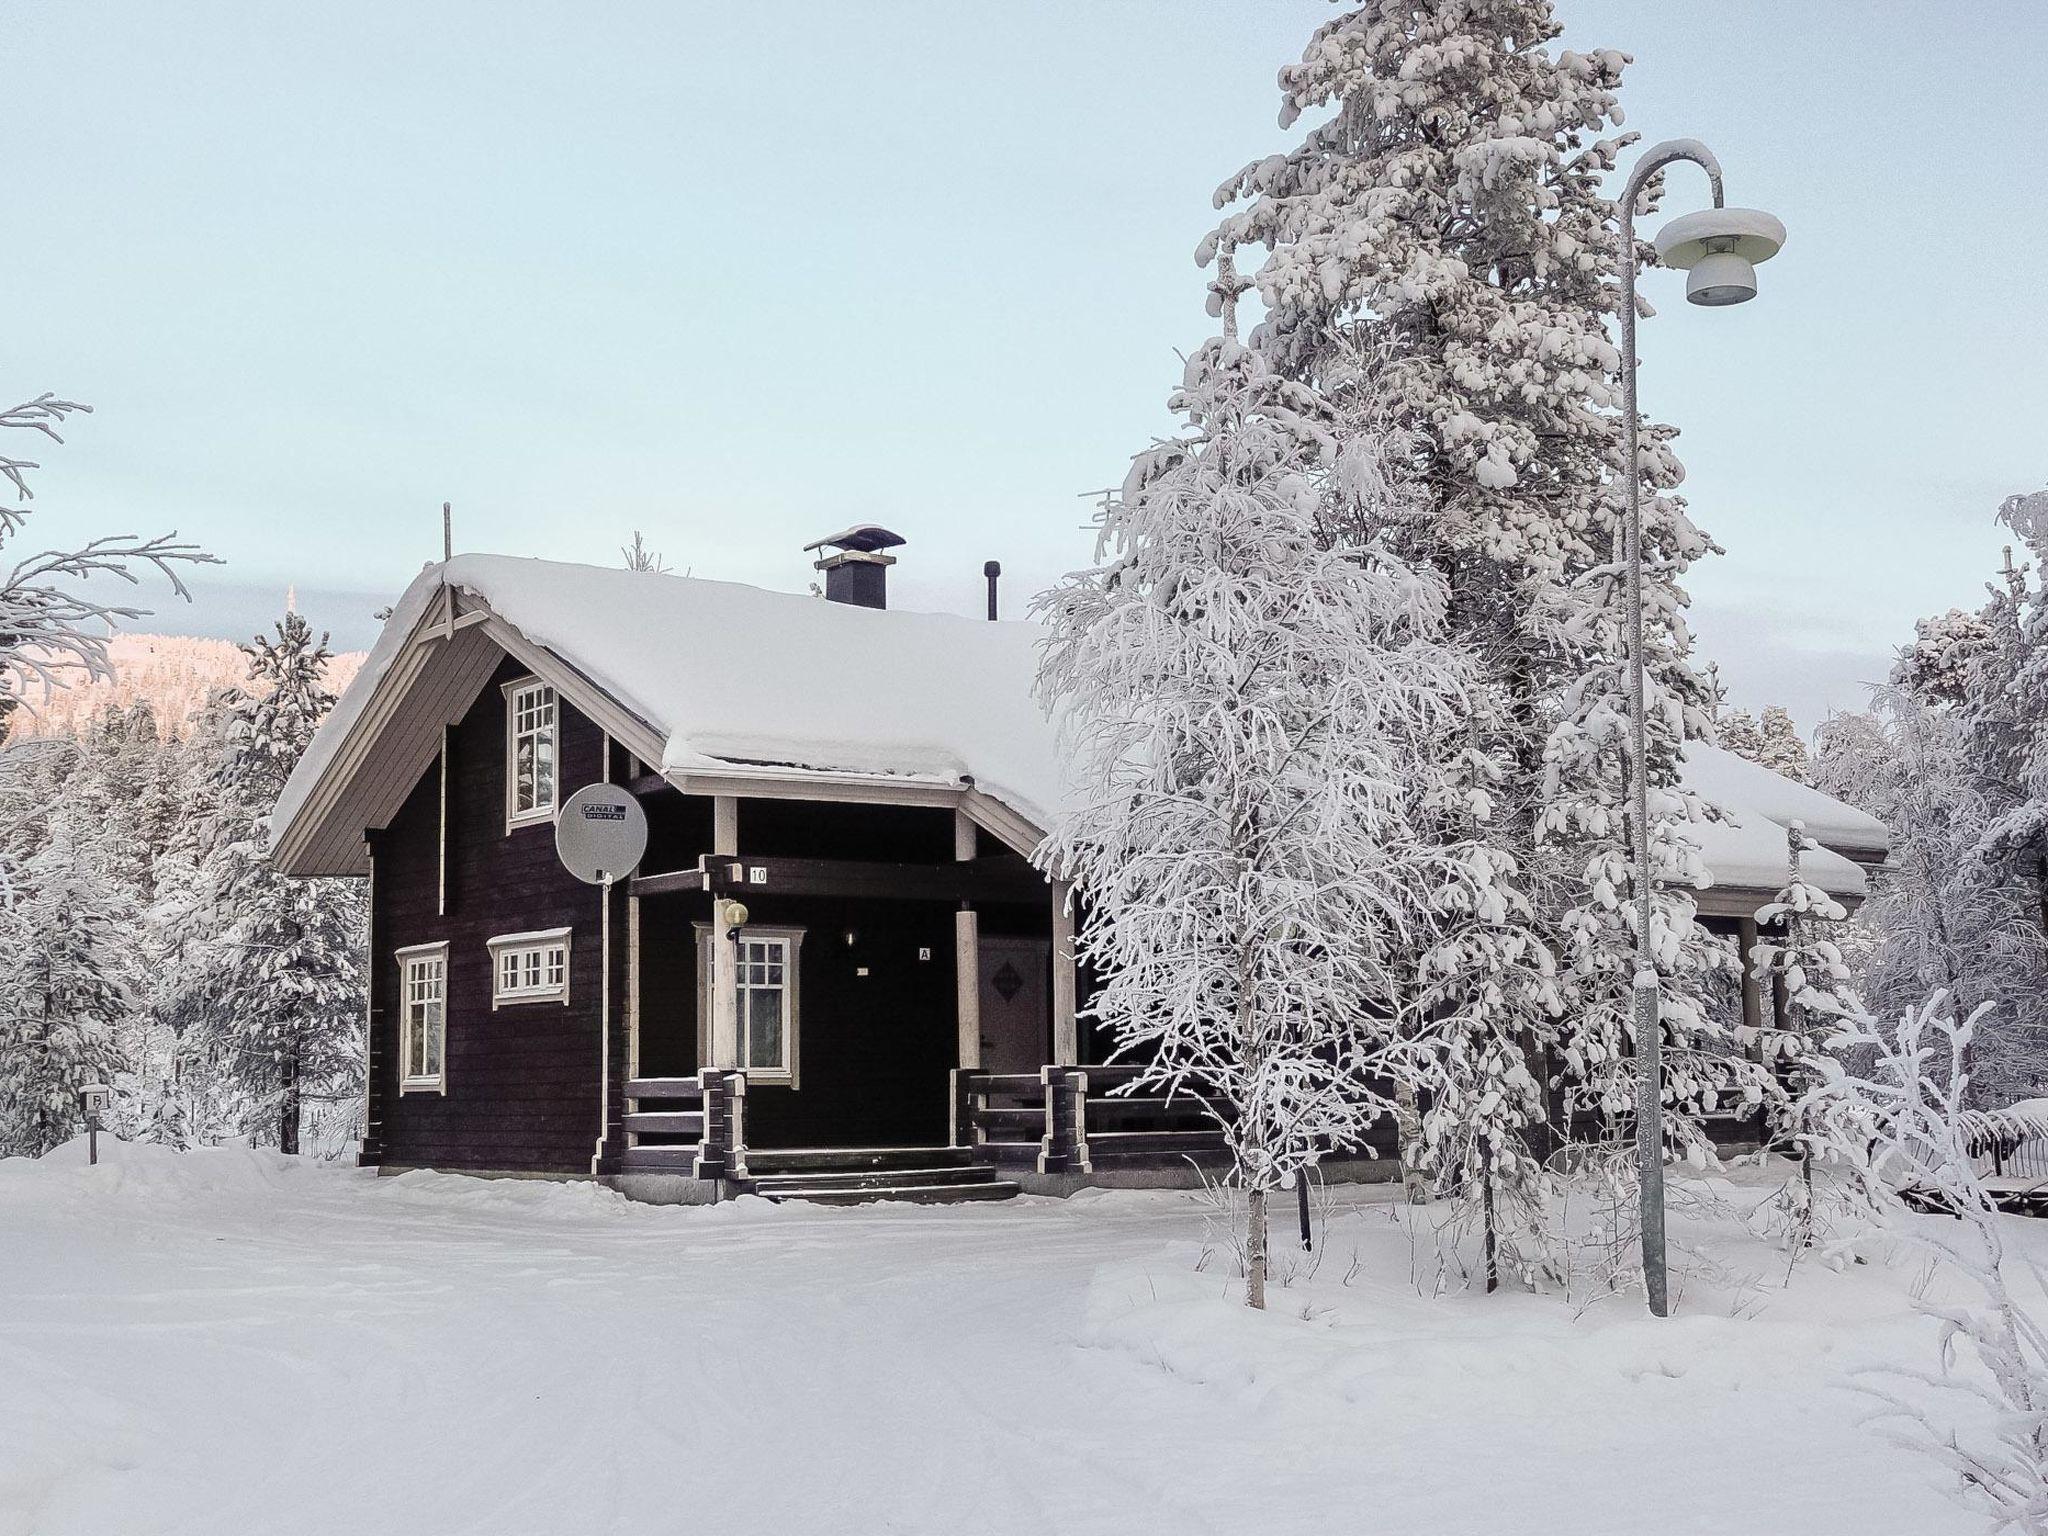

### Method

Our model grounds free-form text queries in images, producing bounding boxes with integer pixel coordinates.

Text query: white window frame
[503,676,560,832]
[695,924,804,1088]
[488,927,572,1008]
[396,942,450,1095]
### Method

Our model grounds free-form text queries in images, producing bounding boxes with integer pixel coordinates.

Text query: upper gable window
[504,678,558,829]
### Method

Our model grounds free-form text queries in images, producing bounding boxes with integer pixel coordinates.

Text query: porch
[606,799,1239,1202]
[609,1062,1235,1204]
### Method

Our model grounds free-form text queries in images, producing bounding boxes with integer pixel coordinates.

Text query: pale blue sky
[7,2,2043,728]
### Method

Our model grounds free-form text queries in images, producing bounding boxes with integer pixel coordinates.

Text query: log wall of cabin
[368,656,615,1175]
[367,661,1077,1170]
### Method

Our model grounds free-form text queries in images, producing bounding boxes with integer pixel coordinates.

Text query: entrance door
[977,936,1050,1076]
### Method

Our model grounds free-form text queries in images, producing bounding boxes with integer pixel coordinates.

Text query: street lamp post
[1615,139,1785,1317]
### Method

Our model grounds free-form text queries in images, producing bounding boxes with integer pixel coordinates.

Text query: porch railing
[951,1064,1228,1175]
[622,1068,747,1182]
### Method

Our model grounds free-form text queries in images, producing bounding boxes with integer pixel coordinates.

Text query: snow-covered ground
[0,1142,2014,1536]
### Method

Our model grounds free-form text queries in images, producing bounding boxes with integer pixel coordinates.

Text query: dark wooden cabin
[271,530,1890,1203]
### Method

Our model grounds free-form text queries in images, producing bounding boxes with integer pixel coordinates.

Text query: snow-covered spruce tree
[1717,707,1763,765]
[1813,692,2048,1107]
[1748,820,1868,1243]
[1036,266,1476,1310]
[1207,4,1739,1181]
[177,614,364,1154]
[0,803,132,1156]
[1415,680,1566,1291]
[1741,706,1810,782]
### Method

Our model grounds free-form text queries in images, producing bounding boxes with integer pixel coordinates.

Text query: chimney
[804,524,906,610]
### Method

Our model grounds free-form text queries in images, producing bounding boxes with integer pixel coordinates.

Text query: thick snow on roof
[275,556,1067,841]
[1681,743,1889,858]
[277,555,1881,900]
[1683,793,1867,899]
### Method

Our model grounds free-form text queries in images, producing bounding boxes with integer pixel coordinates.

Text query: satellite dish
[555,783,649,886]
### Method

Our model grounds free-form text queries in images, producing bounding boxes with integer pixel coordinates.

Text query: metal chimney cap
[802,524,906,555]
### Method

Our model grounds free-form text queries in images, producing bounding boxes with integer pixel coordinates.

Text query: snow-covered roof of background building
[274,555,1884,900]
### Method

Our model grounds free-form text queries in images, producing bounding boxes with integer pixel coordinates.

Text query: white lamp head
[1652,207,1786,307]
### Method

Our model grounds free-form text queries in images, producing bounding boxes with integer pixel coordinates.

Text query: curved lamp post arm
[1616,137,1724,1322]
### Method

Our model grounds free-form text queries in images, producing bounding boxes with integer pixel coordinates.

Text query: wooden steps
[731,1146,1017,1205]
[624,1110,704,1138]
[760,1180,1021,1206]
[619,1145,703,1172]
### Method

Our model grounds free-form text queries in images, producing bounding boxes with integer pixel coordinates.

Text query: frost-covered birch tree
[1036,261,1475,1309]
[1814,690,2048,1107]
[1806,995,2048,1531]
[0,387,209,1148]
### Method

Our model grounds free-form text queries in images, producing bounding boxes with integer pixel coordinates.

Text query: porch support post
[1737,915,1764,1044]
[627,895,642,1090]
[1051,879,1078,1067]
[710,795,740,1070]
[954,810,981,1071]
[1738,913,1767,1141]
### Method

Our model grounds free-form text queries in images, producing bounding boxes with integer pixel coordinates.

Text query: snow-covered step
[624,1110,703,1137]
[624,1077,703,1101]
[620,1146,704,1172]
[745,1164,995,1194]
[743,1146,976,1175]
[751,1179,1020,1207]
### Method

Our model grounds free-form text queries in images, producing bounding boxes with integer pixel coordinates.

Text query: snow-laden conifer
[0,804,132,1156]
[1036,260,1475,1309]
[1206,1,1733,1186]
[171,614,365,1154]
[1749,820,1868,1242]
[1416,687,1565,1290]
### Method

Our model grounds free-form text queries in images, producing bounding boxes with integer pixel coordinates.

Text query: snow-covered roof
[273,556,1069,856]
[274,555,1883,901]
[1680,743,1890,861]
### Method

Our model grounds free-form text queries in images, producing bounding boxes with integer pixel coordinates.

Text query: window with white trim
[504,678,558,828]
[696,925,803,1086]
[398,943,448,1092]
[489,928,571,1007]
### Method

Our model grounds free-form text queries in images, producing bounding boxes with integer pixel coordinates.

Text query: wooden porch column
[1736,915,1765,1046]
[954,811,981,1071]
[627,894,642,1086]
[710,795,740,1069]
[1051,879,1078,1066]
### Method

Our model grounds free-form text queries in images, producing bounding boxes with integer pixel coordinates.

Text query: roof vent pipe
[804,524,905,610]
[983,561,1001,621]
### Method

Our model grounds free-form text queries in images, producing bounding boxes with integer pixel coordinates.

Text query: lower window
[488,928,571,1007]
[397,943,448,1093]
[696,925,803,1086]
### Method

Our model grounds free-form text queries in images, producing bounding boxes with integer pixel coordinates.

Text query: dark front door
[978,936,1049,1076]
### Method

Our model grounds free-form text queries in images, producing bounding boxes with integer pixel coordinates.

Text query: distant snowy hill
[4,633,366,742]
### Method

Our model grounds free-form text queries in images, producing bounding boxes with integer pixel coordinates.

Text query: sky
[6,1,2043,730]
